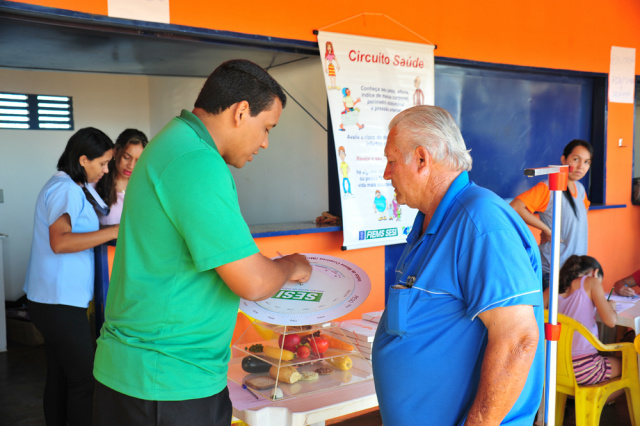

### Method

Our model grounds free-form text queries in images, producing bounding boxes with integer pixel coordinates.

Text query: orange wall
[17,0,640,293]
[14,1,639,72]
[11,0,107,15]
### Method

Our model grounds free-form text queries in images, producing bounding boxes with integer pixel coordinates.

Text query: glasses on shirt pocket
[385,276,415,337]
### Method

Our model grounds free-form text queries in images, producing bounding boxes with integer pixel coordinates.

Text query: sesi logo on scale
[272,290,323,302]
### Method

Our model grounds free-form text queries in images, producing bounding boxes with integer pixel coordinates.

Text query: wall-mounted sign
[609,46,636,104]
[108,0,170,24]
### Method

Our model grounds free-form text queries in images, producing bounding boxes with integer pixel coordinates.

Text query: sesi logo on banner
[317,31,435,250]
[359,228,398,240]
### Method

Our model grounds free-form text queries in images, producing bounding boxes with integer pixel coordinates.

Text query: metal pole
[523,165,568,426]
[544,188,563,426]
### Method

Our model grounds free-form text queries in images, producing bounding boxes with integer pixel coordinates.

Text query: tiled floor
[0,342,47,426]
[0,340,633,426]
[329,399,634,426]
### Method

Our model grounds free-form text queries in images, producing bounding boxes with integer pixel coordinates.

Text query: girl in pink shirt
[556,255,620,385]
[95,129,148,225]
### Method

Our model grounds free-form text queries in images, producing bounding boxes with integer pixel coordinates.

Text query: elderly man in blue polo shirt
[372,105,544,426]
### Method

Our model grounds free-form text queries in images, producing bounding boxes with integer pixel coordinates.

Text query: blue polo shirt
[372,172,543,426]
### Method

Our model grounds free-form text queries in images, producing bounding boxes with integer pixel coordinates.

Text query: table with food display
[228,254,378,426]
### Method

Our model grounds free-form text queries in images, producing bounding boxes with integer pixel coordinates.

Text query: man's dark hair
[57,127,114,184]
[194,59,287,116]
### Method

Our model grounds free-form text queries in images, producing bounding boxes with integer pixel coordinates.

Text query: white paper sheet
[608,46,636,103]
[108,0,170,24]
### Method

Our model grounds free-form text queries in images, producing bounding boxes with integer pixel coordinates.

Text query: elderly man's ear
[414,145,431,174]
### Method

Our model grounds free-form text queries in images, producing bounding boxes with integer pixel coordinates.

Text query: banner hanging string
[316,13,435,47]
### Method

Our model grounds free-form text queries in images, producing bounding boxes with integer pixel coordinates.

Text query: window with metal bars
[0,92,74,130]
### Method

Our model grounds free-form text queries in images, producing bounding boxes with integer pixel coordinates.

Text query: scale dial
[239,254,371,325]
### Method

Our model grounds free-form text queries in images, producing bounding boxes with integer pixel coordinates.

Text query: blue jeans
[342,178,351,194]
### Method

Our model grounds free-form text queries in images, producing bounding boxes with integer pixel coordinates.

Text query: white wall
[0,68,151,301]
[148,59,329,226]
[232,59,328,225]
[0,59,329,301]
[148,76,204,136]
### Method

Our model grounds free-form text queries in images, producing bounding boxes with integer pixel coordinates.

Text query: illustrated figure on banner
[340,87,365,131]
[324,41,340,90]
[374,190,387,220]
[390,192,401,221]
[338,146,353,198]
[413,76,425,106]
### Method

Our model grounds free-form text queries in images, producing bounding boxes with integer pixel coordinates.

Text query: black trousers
[27,299,95,426]
[93,381,233,426]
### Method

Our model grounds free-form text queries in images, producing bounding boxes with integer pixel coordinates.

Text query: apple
[278,333,300,352]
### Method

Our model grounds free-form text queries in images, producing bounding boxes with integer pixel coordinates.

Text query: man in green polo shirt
[93,60,312,426]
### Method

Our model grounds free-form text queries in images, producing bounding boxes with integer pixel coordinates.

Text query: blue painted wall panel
[435,65,593,199]
[383,64,596,298]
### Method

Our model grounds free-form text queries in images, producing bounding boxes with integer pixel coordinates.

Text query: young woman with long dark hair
[24,127,119,426]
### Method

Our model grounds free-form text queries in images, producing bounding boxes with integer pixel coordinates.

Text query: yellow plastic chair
[545,310,640,426]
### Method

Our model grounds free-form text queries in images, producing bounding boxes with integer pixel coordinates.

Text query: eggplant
[242,356,272,373]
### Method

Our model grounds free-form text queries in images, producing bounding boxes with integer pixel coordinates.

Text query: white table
[229,379,378,426]
[614,300,640,386]
[616,299,640,333]
[596,297,640,340]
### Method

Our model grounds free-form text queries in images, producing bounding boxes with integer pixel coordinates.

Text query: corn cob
[325,355,353,371]
[263,345,295,361]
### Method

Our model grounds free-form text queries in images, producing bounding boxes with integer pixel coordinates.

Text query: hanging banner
[317,31,435,250]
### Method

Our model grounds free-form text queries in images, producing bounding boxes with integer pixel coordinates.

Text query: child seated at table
[556,255,621,385]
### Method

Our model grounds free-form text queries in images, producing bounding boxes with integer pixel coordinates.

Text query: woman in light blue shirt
[23,127,119,426]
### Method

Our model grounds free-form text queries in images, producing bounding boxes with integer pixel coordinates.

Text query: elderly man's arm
[465,304,539,426]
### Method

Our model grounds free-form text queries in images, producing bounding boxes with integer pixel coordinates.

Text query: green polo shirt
[94,110,258,401]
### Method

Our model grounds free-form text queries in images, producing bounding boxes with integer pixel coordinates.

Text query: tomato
[309,336,329,355]
[278,333,301,352]
[296,344,310,359]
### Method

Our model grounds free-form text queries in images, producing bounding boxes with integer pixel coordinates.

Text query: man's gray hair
[388,105,472,171]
